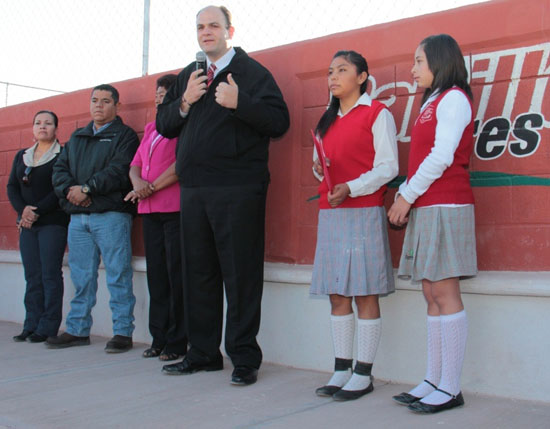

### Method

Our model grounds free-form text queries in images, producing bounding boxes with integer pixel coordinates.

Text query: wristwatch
[81,184,91,194]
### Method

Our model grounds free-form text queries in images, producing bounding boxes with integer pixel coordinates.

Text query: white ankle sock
[326,313,354,387]
[422,310,468,405]
[342,318,380,391]
[409,315,441,398]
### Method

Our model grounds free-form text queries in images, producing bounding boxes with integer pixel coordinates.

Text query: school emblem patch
[418,104,435,124]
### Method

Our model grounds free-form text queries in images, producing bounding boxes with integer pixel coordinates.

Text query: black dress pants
[180,183,267,369]
[142,212,187,354]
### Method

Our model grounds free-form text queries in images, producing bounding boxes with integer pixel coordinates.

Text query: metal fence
[0,0,484,106]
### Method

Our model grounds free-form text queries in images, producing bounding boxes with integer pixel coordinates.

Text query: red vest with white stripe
[318,101,387,209]
[407,88,475,207]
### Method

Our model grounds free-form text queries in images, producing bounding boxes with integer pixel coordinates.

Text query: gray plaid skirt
[310,207,395,297]
[398,205,478,282]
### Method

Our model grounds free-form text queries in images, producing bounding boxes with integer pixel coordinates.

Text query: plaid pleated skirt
[397,205,478,282]
[310,207,395,297]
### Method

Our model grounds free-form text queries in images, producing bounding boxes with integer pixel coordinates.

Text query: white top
[313,92,399,197]
[398,88,472,206]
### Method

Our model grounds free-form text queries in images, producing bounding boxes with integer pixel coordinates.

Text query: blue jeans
[66,212,135,337]
[20,224,67,336]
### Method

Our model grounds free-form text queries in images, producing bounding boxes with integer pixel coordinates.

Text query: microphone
[196,51,206,77]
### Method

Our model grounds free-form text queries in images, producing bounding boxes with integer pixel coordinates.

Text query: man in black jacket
[157,5,289,385]
[48,84,139,353]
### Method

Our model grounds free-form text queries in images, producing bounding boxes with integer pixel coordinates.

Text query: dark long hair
[420,34,473,104]
[33,110,58,128]
[315,50,369,138]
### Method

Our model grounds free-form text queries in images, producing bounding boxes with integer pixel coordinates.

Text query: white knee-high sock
[326,313,354,387]
[342,318,380,391]
[408,315,442,398]
[422,310,468,405]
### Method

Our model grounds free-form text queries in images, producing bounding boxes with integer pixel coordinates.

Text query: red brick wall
[1,0,548,270]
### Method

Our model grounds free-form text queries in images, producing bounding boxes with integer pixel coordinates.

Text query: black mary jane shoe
[332,382,374,401]
[13,330,33,342]
[231,366,258,386]
[315,385,342,397]
[392,379,437,405]
[407,389,464,414]
[26,333,48,343]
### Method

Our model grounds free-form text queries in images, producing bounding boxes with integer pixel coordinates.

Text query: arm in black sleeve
[52,141,77,198]
[232,66,290,139]
[87,127,140,195]
[156,67,191,138]
[6,151,26,215]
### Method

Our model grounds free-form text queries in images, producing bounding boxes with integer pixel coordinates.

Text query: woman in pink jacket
[126,74,186,361]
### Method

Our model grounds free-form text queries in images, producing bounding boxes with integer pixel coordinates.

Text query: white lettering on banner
[370,42,550,161]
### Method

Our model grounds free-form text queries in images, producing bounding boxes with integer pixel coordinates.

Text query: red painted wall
[1,0,548,270]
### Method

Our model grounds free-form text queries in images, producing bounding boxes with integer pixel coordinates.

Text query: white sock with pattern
[342,318,380,391]
[326,313,354,387]
[422,310,468,405]
[408,315,441,398]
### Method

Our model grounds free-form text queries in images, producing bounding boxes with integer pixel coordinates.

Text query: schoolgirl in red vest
[388,34,477,414]
[311,50,399,401]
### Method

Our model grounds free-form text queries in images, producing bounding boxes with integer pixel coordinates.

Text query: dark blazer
[156,47,290,187]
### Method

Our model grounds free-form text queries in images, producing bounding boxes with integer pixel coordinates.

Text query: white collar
[207,47,236,76]
[337,92,372,117]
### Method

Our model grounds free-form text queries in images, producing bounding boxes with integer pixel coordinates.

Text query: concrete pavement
[1,321,549,429]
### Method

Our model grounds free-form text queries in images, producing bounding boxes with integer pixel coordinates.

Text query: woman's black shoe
[13,331,33,342]
[26,333,48,343]
[407,390,464,414]
[392,392,421,405]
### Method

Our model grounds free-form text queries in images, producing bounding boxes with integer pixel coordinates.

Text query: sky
[0,0,488,106]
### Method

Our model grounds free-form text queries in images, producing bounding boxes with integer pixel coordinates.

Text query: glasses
[22,166,33,185]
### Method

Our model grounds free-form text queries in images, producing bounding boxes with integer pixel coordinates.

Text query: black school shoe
[13,330,33,342]
[407,390,464,414]
[104,335,133,353]
[392,379,437,405]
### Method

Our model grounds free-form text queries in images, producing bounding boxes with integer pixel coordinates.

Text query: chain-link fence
[0,0,485,106]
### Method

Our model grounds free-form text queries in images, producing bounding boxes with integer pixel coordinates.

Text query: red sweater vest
[318,101,387,209]
[407,88,475,207]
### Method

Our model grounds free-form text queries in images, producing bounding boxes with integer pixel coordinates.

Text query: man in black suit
[156,5,289,385]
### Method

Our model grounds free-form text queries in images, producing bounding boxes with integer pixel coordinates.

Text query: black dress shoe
[162,357,223,375]
[392,392,421,405]
[26,333,47,343]
[231,366,258,386]
[407,390,464,414]
[332,382,374,401]
[13,330,33,342]
[315,385,342,397]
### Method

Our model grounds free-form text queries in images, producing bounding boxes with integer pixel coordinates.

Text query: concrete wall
[0,0,549,402]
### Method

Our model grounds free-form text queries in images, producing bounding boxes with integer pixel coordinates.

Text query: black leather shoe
[26,333,47,343]
[13,330,33,342]
[392,392,421,405]
[332,382,374,401]
[162,357,223,375]
[231,366,258,386]
[105,335,133,353]
[46,332,90,349]
[315,385,342,397]
[407,390,464,414]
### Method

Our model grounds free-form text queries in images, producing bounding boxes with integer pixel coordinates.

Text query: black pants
[180,184,267,369]
[142,212,187,354]
[20,224,67,337]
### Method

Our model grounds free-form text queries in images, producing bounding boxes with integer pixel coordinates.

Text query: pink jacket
[131,121,180,214]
